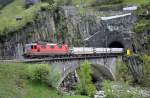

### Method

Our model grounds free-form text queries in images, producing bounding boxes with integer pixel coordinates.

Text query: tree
[141,55,150,87]
[77,61,96,97]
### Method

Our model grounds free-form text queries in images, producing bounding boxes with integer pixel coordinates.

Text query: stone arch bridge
[48,56,122,88]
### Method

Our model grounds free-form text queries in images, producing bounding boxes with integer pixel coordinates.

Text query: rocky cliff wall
[87,13,137,48]
[0,10,56,59]
[0,6,137,59]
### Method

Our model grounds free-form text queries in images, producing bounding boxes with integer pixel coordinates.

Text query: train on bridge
[23,42,124,58]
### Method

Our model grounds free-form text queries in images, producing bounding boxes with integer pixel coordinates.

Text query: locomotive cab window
[31,45,34,49]
[31,45,37,49]
[34,45,37,49]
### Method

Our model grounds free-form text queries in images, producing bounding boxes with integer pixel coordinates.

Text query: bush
[87,84,97,97]
[116,60,133,84]
[134,19,150,33]
[77,61,96,97]
[141,55,150,87]
[27,64,51,84]
[26,64,62,88]
[48,67,61,88]
[102,80,116,98]
[134,2,150,33]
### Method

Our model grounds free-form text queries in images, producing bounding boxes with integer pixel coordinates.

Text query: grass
[73,0,150,6]
[25,82,90,98]
[72,0,94,6]
[0,0,49,36]
[123,0,150,5]
[0,0,149,36]
[0,63,90,98]
[85,0,149,11]
[0,0,14,9]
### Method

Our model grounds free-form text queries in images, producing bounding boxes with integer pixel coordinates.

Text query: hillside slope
[0,63,89,98]
[0,0,48,36]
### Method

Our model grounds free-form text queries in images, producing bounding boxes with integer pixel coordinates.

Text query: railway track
[0,53,123,64]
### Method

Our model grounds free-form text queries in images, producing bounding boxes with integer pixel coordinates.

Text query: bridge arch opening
[109,41,124,48]
[91,64,115,80]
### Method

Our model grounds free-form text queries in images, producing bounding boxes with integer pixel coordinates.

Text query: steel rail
[0,53,123,63]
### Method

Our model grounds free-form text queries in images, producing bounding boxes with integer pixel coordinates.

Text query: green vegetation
[141,55,150,87]
[116,55,150,88]
[134,2,150,33]
[26,64,51,85]
[0,0,49,36]
[134,19,150,33]
[48,66,61,88]
[72,0,94,6]
[77,61,96,97]
[0,0,149,37]
[133,2,150,52]
[90,0,149,11]
[44,0,149,6]
[0,0,14,9]
[102,80,141,98]
[116,60,133,84]
[0,63,89,98]
[123,0,149,5]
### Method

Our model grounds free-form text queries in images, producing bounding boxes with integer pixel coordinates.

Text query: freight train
[23,42,124,58]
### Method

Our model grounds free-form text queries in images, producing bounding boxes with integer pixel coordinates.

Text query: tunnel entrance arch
[109,41,124,48]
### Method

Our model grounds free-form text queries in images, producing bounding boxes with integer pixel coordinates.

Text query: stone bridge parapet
[49,56,121,88]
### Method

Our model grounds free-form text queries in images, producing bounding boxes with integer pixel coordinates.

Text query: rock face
[0,10,56,59]
[61,6,137,49]
[60,6,99,45]
[0,5,137,59]
[87,13,137,48]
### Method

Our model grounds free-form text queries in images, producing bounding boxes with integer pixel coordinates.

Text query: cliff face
[0,10,56,59]
[0,5,137,59]
[61,6,137,48]
[59,6,100,45]
[87,13,137,48]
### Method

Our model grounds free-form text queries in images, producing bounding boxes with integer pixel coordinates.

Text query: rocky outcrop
[60,6,137,49]
[0,5,137,59]
[59,6,99,46]
[85,12,136,48]
[0,10,56,59]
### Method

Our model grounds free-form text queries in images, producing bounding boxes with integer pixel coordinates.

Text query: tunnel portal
[109,41,124,48]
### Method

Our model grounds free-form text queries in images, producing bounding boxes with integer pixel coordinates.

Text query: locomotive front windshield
[25,44,37,53]
[31,45,37,49]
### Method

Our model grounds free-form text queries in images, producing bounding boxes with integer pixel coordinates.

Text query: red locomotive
[24,42,69,58]
[23,42,124,58]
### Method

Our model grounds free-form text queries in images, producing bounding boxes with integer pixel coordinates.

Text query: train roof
[25,43,37,46]
[25,43,67,46]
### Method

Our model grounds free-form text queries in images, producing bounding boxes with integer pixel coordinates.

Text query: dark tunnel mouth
[92,75,99,83]
[109,41,124,48]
